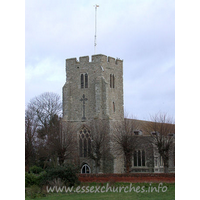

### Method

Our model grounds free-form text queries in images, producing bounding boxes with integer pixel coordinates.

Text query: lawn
[25,182,175,200]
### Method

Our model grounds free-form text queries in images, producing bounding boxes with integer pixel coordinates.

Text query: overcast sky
[25,0,175,120]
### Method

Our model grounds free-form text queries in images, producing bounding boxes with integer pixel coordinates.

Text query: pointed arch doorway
[81,163,91,174]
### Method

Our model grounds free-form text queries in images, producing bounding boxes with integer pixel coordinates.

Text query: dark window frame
[81,74,84,88]
[133,150,146,167]
[85,73,88,88]
[110,74,115,88]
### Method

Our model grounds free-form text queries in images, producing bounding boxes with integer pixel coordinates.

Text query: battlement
[66,54,123,65]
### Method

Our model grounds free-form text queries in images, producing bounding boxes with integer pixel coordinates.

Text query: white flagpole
[94,4,99,54]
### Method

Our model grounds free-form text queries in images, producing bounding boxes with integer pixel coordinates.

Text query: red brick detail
[78,173,175,183]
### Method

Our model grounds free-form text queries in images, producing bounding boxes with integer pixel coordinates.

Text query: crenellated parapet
[107,56,123,65]
[66,54,123,66]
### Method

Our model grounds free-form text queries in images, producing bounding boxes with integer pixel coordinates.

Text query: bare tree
[35,114,78,168]
[26,92,62,168]
[25,108,38,171]
[56,120,78,166]
[144,113,175,173]
[27,92,62,129]
[36,114,62,167]
[112,118,141,173]
[25,92,79,169]
[88,119,110,173]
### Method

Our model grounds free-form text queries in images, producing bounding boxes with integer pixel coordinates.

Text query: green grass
[25,182,175,200]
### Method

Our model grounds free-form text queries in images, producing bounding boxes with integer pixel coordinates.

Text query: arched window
[79,126,91,157]
[81,74,84,88]
[85,74,88,88]
[81,73,89,88]
[81,164,91,174]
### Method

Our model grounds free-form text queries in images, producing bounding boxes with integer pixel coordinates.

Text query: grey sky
[25,0,175,120]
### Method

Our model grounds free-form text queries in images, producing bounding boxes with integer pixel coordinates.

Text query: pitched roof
[125,118,175,136]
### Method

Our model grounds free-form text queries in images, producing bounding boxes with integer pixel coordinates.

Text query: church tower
[63,54,124,121]
[62,54,124,173]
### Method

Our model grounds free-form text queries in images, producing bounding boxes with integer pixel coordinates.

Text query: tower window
[79,137,82,157]
[110,74,115,88]
[113,102,115,112]
[85,74,88,88]
[88,138,91,156]
[81,74,84,88]
[79,127,91,157]
[84,138,87,157]
[81,73,88,89]
[113,74,115,88]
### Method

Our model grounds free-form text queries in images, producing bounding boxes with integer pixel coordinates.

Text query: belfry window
[81,74,84,88]
[79,126,91,157]
[80,73,88,89]
[113,74,115,88]
[85,74,88,88]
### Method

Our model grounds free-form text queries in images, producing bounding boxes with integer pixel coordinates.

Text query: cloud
[25,0,175,120]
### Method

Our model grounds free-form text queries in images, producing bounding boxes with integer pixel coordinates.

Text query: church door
[81,164,91,174]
